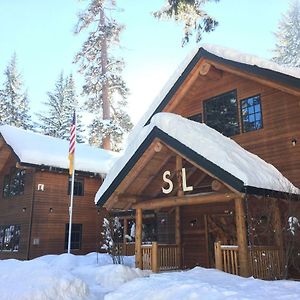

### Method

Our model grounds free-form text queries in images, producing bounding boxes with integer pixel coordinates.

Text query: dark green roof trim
[145,48,300,126]
[243,185,300,201]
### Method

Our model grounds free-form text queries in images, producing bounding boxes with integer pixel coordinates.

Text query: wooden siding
[169,71,300,188]
[29,170,104,258]
[0,155,33,259]
[0,145,105,259]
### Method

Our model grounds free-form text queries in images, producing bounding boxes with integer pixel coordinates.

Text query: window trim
[240,94,263,133]
[64,223,82,250]
[2,168,26,198]
[68,176,84,196]
[203,89,240,137]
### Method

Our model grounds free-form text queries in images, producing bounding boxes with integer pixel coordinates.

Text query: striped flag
[68,112,76,176]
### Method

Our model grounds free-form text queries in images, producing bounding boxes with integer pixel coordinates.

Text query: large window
[204,90,240,137]
[64,224,82,250]
[2,168,25,198]
[68,177,84,196]
[240,95,263,132]
[0,225,21,252]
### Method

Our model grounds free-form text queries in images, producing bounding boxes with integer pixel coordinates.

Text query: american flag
[68,111,76,175]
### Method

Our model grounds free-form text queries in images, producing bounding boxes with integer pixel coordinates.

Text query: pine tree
[0,53,32,129]
[74,0,132,151]
[154,0,219,46]
[273,0,300,67]
[37,72,85,142]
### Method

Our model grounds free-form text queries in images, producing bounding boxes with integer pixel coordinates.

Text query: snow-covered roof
[128,44,300,144]
[0,125,118,175]
[96,113,300,205]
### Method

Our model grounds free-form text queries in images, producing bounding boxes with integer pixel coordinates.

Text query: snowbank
[0,253,299,300]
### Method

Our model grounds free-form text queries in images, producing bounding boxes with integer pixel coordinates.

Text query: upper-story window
[68,177,84,196]
[2,168,26,198]
[240,95,263,132]
[203,90,240,137]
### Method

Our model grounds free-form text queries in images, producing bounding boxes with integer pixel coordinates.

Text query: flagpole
[67,111,76,254]
[67,158,75,254]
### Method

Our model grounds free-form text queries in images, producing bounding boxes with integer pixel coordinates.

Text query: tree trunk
[100,7,111,150]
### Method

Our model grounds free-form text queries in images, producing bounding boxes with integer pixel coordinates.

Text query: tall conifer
[37,73,85,142]
[0,54,32,129]
[74,0,132,151]
[273,0,300,67]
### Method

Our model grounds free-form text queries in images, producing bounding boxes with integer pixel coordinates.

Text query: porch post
[175,207,181,268]
[135,208,143,269]
[235,196,249,277]
[123,217,128,243]
[175,156,182,268]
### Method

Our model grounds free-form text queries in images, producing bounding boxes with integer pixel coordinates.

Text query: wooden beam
[176,156,183,197]
[138,154,171,196]
[234,197,249,277]
[199,63,223,81]
[212,180,229,192]
[135,208,143,269]
[210,60,300,97]
[132,192,236,210]
[175,206,181,268]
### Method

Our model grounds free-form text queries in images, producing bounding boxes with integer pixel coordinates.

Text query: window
[0,225,21,252]
[240,95,263,132]
[204,90,240,137]
[2,168,25,198]
[188,113,202,123]
[68,177,84,196]
[64,224,82,250]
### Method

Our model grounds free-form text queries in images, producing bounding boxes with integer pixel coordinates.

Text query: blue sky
[0,0,289,124]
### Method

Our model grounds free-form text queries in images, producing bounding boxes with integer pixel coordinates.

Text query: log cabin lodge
[0,125,116,259]
[96,45,300,280]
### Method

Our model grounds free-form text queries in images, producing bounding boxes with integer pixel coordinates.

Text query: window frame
[203,89,240,137]
[187,113,202,123]
[68,176,84,196]
[0,224,21,252]
[240,94,263,133]
[2,168,26,198]
[64,223,83,250]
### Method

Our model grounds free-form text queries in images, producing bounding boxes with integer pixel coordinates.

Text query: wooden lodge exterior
[0,126,114,260]
[96,45,300,279]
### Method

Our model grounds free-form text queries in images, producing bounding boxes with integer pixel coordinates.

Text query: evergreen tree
[273,0,300,67]
[74,0,132,151]
[154,0,219,46]
[0,53,32,129]
[37,73,85,142]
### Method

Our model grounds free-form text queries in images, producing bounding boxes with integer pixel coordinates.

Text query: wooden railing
[215,242,282,279]
[121,242,135,256]
[141,242,179,272]
[249,246,282,280]
[215,242,239,275]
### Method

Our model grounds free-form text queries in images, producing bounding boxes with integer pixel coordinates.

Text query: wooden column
[214,241,223,271]
[235,197,249,277]
[175,156,182,268]
[175,207,181,268]
[271,200,284,275]
[123,218,128,243]
[135,208,143,269]
[151,241,159,273]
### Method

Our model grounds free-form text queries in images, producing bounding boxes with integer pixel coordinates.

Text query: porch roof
[96,113,300,207]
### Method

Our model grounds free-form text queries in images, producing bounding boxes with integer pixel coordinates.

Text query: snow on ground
[0,253,300,300]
